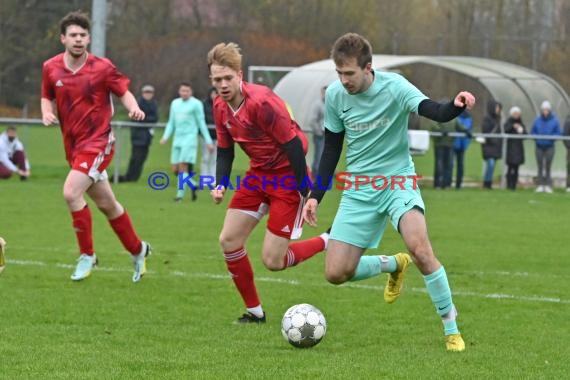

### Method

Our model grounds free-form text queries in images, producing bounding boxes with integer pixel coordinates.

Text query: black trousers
[125,145,150,181]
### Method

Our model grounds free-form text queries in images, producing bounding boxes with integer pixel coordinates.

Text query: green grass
[0,126,569,379]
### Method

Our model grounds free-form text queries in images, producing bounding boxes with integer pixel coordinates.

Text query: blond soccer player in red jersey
[208,42,329,323]
[41,11,150,282]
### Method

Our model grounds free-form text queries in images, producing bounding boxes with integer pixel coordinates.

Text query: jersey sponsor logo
[281,225,291,233]
[345,117,391,131]
[79,162,89,169]
[55,80,64,87]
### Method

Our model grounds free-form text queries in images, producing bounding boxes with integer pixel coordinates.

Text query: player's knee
[219,232,242,252]
[409,242,435,268]
[261,254,285,271]
[324,268,350,285]
[62,186,80,205]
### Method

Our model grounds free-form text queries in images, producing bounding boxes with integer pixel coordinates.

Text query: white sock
[320,232,330,250]
[247,305,264,318]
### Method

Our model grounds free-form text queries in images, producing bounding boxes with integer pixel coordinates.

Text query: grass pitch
[0,126,568,379]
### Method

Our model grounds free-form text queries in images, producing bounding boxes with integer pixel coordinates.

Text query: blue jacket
[531,113,560,148]
[453,111,473,151]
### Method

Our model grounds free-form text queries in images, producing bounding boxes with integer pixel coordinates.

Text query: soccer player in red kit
[41,11,151,282]
[208,42,329,323]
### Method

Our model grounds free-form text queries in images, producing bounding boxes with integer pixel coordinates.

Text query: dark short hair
[331,33,373,69]
[180,82,192,88]
[60,11,91,35]
[6,126,17,132]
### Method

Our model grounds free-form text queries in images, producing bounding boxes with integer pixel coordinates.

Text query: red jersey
[214,81,308,172]
[41,53,130,162]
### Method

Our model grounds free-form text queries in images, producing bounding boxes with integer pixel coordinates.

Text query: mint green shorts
[329,172,425,249]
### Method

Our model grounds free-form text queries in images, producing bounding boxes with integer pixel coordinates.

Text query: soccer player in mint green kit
[160,82,214,201]
[303,33,476,352]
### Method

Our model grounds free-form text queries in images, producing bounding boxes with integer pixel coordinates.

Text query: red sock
[108,211,142,255]
[284,236,325,267]
[224,247,260,308]
[71,206,93,255]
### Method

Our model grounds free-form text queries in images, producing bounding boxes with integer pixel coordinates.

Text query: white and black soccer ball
[281,303,327,348]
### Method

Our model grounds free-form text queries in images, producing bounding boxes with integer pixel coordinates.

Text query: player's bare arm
[120,91,145,121]
[40,98,58,126]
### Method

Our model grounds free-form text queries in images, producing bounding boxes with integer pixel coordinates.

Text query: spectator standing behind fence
[480,100,502,189]
[452,110,473,189]
[160,82,214,202]
[563,114,570,192]
[201,87,217,182]
[0,126,30,180]
[531,100,560,193]
[119,84,158,183]
[504,106,526,190]
[309,86,326,181]
[431,118,471,189]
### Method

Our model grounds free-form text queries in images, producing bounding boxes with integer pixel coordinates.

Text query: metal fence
[2,117,570,189]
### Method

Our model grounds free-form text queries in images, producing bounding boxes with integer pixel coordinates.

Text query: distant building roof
[273,55,570,130]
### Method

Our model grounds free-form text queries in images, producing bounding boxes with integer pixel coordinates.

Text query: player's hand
[207,144,215,153]
[17,169,30,178]
[128,108,145,121]
[160,139,167,145]
[454,91,476,110]
[211,185,225,204]
[42,112,58,126]
[302,198,319,227]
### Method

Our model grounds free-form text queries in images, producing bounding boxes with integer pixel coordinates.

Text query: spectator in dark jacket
[563,114,570,192]
[531,100,560,193]
[119,84,159,182]
[480,100,502,189]
[504,106,526,190]
[431,117,471,189]
[200,87,217,181]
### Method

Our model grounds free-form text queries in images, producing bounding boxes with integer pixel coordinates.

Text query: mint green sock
[423,266,459,335]
[349,255,397,282]
[176,188,185,199]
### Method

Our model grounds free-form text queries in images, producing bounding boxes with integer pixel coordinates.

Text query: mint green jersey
[162,97,212,147]
[325,71,428,178]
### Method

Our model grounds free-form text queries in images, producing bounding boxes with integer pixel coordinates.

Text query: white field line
[7,259,570,305]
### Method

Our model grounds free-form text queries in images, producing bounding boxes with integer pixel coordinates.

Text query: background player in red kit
[41,11,151,282]
[208,42,329,323]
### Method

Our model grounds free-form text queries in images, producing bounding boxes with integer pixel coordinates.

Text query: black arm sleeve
[418,99,464,123]
[282,136,310,197]
[216,146,234,187]
[310,129,345,203]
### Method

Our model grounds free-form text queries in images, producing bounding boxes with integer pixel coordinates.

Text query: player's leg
[325,195,407,285]
[0,163,13,179]
[174,162,189,201]
[87,176,150,282]
[0,236,6,273]
[261,190,328,271]
[219,208,262,322]
[63,169,97,280]
[399,209,464,351]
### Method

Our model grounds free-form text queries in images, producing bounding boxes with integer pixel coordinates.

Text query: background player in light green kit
[303,33,476,352]
[161,82,214,201]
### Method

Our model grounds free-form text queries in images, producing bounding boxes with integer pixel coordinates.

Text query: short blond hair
[207,42,242,72]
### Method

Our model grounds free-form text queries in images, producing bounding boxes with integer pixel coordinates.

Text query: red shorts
[228,169,305,239]
[70,149,114,182]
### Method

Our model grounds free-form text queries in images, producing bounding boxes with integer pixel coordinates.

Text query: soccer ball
[281,303,327,348]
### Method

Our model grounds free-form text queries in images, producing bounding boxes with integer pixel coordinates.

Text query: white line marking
[8,259,569,304]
